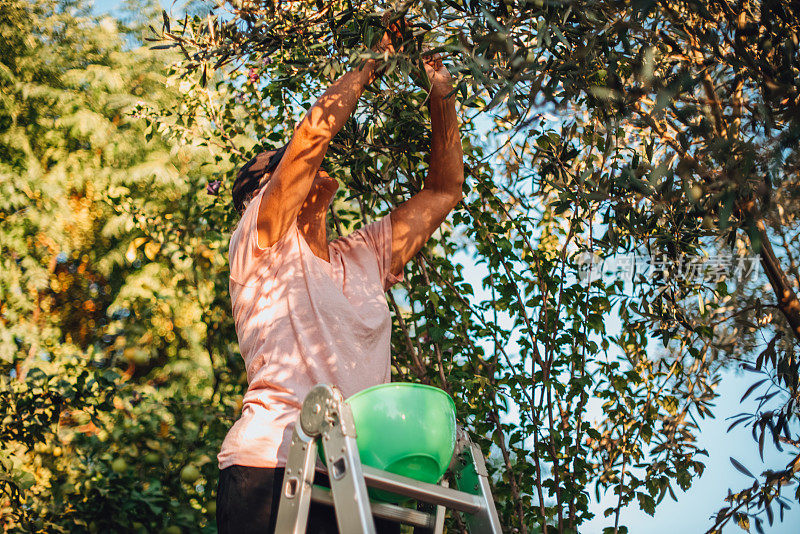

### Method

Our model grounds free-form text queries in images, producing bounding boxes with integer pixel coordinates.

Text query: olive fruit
[111,458,128,474]
[180,464,201,484]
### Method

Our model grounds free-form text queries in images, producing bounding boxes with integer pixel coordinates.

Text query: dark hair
[231,142,290,215]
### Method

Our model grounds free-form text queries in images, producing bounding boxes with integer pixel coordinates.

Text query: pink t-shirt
[217,187,402,470]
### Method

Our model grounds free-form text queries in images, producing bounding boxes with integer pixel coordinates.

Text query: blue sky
[89,0,799,531]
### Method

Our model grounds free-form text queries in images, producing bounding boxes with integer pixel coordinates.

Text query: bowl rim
[346,382,456,413]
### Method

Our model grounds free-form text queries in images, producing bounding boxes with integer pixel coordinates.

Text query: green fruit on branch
[111,458,128,474]
[180,464,201,484]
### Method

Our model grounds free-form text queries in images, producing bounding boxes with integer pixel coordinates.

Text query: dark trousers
[216,465,401,534]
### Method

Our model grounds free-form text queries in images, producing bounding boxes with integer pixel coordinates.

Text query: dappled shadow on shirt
[218,205,398,469]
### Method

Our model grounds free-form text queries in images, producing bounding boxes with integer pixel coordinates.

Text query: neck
[297,204,329,261]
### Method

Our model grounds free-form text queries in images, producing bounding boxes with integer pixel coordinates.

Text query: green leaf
[637,492,656,516]
[657,396,678,416]
[729,457,754,478]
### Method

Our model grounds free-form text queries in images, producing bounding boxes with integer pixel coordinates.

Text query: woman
[216,22,464,534]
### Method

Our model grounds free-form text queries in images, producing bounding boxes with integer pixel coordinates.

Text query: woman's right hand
[374,12,408,55]
[420,48,454,98]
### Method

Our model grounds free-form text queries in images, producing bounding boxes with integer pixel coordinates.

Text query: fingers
[426,55,443,70]
[420,46,442,60]
[387,18,405,36]
[388,26,410,54]
[374,39,392,55]
[380,11,407,43]
[378,33,395,54]
[421,48,444,71]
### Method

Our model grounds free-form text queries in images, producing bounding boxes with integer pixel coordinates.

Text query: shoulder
[330,214,390,254]
[331,214,401,291]
[229,189,299,286]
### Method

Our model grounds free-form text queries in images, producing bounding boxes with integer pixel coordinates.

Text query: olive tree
[150,0,800,531]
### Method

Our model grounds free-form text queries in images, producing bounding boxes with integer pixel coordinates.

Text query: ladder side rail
[410,480,448,534]
[274,424,319,534]
[323,402,378,534]
[452,441,503,534]
[431,480,448,534]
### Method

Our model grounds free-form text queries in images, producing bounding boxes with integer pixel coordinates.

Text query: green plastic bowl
[319,383,456,502]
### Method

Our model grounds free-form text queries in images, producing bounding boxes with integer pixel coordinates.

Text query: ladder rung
[310,486,436,529]
[361,466,484,514]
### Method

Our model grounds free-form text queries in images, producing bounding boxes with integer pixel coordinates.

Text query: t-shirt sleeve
[228,187,295,286]
[336,214,404,292]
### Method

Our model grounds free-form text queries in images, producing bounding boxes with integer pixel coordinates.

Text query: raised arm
[388,52,464,277]
[255,17,409,249]
[255,56,381,248]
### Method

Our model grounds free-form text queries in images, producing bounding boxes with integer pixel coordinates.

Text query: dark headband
[231,142,290,214]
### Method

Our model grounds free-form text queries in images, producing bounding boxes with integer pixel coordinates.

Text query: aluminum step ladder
[274,384,503,533]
